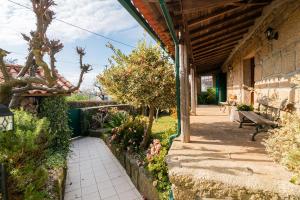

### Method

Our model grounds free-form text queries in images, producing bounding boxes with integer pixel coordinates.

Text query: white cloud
[0,0,137,45]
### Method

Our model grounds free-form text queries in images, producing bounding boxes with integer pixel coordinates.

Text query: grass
[152,116,177,135]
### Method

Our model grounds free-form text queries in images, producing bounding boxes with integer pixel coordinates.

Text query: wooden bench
[238,99,288,141]
[0,163,8,200]
[239,111,278,141]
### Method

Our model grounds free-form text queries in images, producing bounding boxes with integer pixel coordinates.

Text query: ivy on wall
[39,96,72,154]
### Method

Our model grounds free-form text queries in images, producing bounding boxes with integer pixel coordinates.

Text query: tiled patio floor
[167,105,300,198]
[64,137,143,200]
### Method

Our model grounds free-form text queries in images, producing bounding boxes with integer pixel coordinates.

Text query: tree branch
[0,49,11,81]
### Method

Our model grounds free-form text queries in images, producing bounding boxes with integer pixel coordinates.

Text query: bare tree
[0,0,92,107]
[93,81,106,101]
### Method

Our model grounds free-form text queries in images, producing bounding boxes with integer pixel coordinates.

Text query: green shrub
[39,96,72,154]
[109,115,146,153]
[146,128,175,200]
[264,114,300,184]
[105,110,129,130]
[198,88,217,104]
[237,104,254,111]
[0,110,52,199]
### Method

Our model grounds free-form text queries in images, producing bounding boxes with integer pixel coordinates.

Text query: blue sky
[0,0,154,89]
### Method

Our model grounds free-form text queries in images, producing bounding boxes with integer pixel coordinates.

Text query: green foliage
[146,128,175,200]
[99,40,176,146]
[237,104,254,111]
[105,110,130,130]
[99,40,176,110]
[66,93,89,101]
[198,88,217,104]
[264,114,300,184]
[0,110,52,199]
[39,96,72,154]
[109,115,147,153]
[106,111,175,199]
[147,148,170,200]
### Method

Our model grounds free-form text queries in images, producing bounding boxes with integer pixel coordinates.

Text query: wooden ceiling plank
[191,27,248,46]
[191,20,254,43]
[187,6,240,28]
[193,41,238,55]
[189,8,262,37]
[178,0,240,15]
[194,52,232,63]
[188,1,269,29]
[192,34,244,52]
[196,59,227,67]
[194,46,234,59]
[195,53,230,64]
[194,49,233,60]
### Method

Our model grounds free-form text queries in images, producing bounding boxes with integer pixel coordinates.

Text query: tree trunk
[155,108,159,121]
[140,105,155,149]
[0,84,12,106]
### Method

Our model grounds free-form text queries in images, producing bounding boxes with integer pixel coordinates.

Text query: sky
[0,0,154,90]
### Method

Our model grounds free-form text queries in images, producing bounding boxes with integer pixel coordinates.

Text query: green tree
[98,40,176,148]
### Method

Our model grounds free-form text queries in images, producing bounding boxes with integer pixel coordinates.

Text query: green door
[216,73,227,103]
[68,108,81,138]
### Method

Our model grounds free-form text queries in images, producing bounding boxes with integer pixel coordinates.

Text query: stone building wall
[223,0,300,110]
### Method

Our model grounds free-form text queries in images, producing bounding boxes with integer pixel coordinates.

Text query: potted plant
[234,104,254,122]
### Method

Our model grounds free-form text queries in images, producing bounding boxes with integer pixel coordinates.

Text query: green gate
[68,108,81,138]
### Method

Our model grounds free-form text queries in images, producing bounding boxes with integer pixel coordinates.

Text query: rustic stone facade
[222,0,300,110]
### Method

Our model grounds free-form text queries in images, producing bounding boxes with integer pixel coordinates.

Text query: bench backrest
[257,98,288,121]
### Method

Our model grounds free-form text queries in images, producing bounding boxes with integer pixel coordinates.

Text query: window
[201,76,213,92]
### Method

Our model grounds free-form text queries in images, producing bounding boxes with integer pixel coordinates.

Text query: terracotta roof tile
[0,64,75,96]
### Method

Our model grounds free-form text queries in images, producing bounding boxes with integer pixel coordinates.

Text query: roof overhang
[120,0,273,73]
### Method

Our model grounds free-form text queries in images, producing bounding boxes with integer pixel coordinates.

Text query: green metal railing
[117,1,182,198]
[158,0,181,199]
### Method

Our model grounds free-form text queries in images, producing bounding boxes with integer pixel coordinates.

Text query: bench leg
[239,122,243,128]
[239,116,246,128]
[251,125,260,141]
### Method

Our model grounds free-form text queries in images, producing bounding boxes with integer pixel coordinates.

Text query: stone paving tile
[65,137,142,200]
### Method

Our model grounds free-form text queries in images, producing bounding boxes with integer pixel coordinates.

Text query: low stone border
[101,133,160,200]
[48,166,67,200]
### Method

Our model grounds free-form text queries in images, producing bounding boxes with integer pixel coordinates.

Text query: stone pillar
[179,41,190,143]
[190,66,196,115]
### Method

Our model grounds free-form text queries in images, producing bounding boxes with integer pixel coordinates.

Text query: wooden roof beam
[193,34,244,52]
[195,56,226,66]
[194,46,234,59]
[188,2,267,29]
[193,41,238,55]
[175,0,240,15]
[191,20,254,44]
[228,2,269,7]
[195,54,230,64]
[194,51,232,63]
[191,27,249,47]
[190,8,262,37]
[187,5,240,28]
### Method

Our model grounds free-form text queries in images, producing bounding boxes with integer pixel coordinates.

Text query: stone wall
[223,0,300,110]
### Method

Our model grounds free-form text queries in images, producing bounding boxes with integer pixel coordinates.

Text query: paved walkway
[64,137,143,200]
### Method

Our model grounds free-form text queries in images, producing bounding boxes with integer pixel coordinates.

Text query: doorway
[242,57,255,105]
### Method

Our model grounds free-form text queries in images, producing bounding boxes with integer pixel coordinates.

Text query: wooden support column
[190,66,196,115]
[179,38,190,143]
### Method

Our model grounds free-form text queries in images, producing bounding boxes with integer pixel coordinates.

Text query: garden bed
[100,132,160,200]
